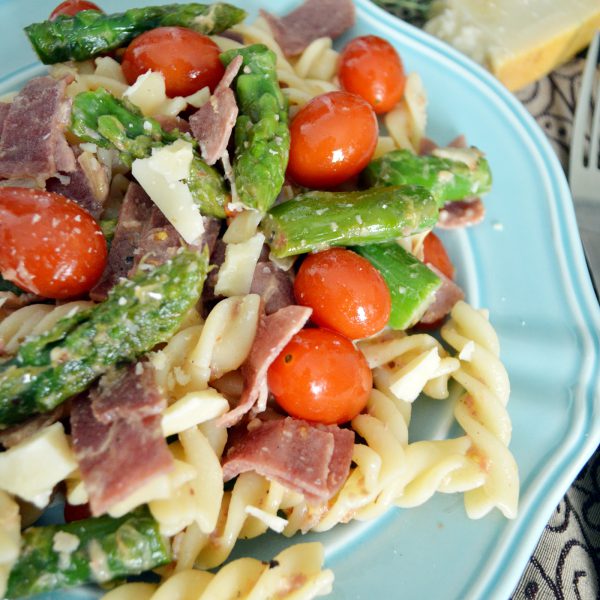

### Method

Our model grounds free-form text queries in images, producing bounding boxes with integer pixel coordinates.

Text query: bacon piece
[249,261,295,315]
[437,198,485,229]
[189,55,243,166]
[0,76,76,183]
[89,182,153,301]
[261,0,355,57]
[46,153,109,220]
[222,416,354,502]
[0,102,10,135]
[217,305,312,427]
[71,363,172,516]
[420,264,464,324]
[154,115,191,135]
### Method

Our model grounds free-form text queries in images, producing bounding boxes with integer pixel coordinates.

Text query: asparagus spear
[71,88,228,218]
[0,249,208,427]
[5,506,170,599]
[362,147,492,206]
[220,44,290,213]
[25,3,247,64]
[262,185,438,258]
[353,242,441,329]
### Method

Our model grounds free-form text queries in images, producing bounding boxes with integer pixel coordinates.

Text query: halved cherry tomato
[287,91,378,189]
[121,27,225,97]
[338,35,406,114]
[49,0,102,20]
[294,248,391,339]
[423,231,454,280]
[0,188,107,299]
[268,328,372,425]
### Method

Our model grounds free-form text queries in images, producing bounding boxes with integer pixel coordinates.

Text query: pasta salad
[0,0,519,598]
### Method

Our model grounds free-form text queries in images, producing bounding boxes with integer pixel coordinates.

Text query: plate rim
[1,0,599,598]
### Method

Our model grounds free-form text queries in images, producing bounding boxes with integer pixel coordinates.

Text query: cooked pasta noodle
[102,542,333,600]
[441,301,519,519]
[359,329,460,402]
[0,301,94,355]
[0,491,20,598]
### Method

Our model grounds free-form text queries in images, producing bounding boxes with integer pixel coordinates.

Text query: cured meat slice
[89,182,153,301]
[249,261,295,315]
[0,102,10,136]
[437,198,485,229]
[189,55,243,165]
[420,264,464,324]
[222,416,355,502]
[261,0,355,57]
[0,76,76,183]
[71,363,172,516]
[217,304,311,427]
[46,153,109,220]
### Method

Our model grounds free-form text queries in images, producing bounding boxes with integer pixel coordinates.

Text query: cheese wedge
[425,0,600,90]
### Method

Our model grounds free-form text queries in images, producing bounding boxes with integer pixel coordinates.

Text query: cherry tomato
[268,328,372,424]
[64,502,92,523]
[121,27,225,97]
[294,248,391,339]
[423,232,455,280]
[49,0,102,19]
[338,35,406,114]
[287,91,378,189]
[0,188,107,299]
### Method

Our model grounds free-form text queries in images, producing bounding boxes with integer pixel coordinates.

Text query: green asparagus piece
[5,506,170,599]
[25,3,247,64]
[0,249,208,427]
[353,242,441,330]
[221,44,290,213]
[362,147,492,206]
[262,186,438,258]
[71,88,228,217]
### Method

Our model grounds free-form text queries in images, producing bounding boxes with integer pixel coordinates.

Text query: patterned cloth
[375,3,600,596]
[513,60,600,600]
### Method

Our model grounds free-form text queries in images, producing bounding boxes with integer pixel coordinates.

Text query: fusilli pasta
[102,543,333,600]
[441,301,519,519]
[0,301,94,354]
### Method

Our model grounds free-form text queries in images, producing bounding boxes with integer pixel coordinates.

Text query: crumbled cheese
[0,423,77,508]
[424,0,600,90]
[245,505,288,533]
[459,340,475,361]
[215,233,265,297]
[388,348,441,402]
[132,140,204,244]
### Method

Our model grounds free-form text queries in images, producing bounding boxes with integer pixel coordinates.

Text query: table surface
[376,3,600,598]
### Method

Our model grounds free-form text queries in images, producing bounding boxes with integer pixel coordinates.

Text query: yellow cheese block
[424,0,600,90]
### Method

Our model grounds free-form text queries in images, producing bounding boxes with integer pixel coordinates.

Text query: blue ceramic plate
[1,1,600,598]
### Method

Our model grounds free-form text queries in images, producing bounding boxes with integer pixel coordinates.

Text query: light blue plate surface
[2,1,600,598]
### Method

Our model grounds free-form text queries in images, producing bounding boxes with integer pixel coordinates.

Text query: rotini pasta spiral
[283,388,483,532]
[0,301,94,355]
[441,300,519,519]
[0,491,20,598]
[101,542,333,600]
[358,329,460,402]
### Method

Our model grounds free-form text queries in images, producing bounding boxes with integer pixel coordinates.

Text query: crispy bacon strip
[0,76,76,183]
[261,0,355,57]
[189,55,243,165]
[222,416,355,502]
[71,363,172,516]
